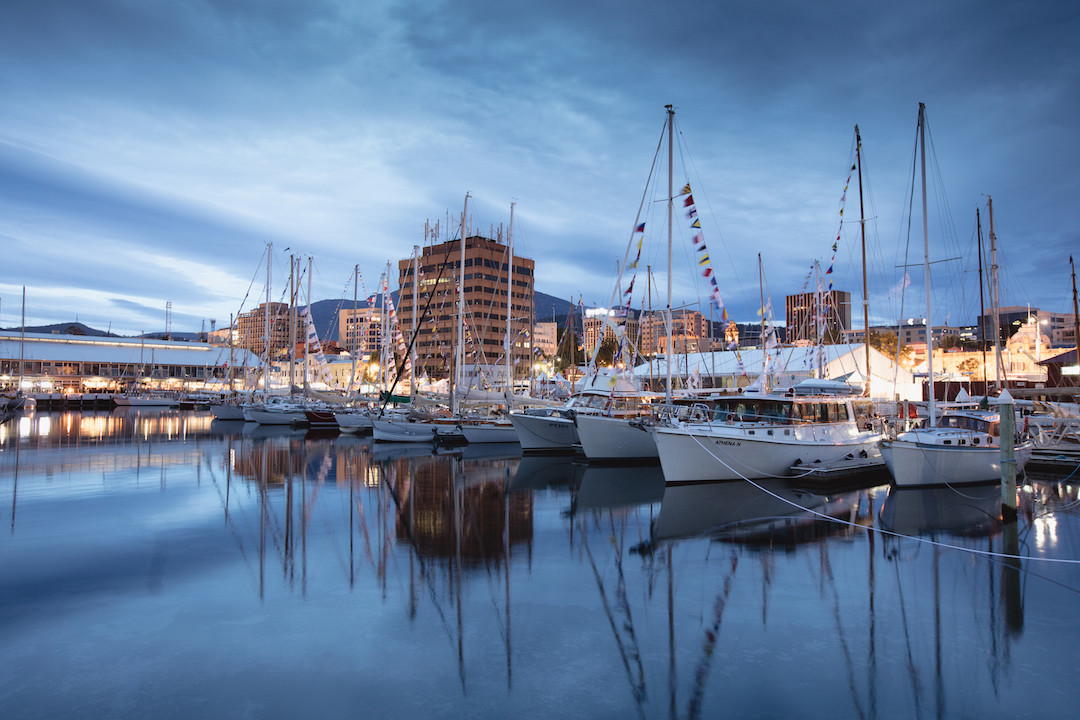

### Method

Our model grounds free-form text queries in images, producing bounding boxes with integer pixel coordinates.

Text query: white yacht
[650,390,882,484]
[879,406,1033,487]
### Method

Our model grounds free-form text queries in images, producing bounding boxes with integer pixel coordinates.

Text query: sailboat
[572,105,685,462]
[878,104,1033,487]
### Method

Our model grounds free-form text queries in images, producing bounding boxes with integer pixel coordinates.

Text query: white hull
[372,418,436,443]
[879,438,1033,487]
[210,403,245,421]
[243,408,306,425]
[508,412,579,450]
[652,423,881,484]
[574,414,657,461]
[334,411,374,432]
[460,422,520,444]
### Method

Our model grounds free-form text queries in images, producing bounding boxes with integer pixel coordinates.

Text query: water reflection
[2,411,1079,719]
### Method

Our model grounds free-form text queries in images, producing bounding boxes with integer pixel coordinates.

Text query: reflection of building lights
[18,416,31,438]
[1034,514,1058,550]
[37,416,51,436]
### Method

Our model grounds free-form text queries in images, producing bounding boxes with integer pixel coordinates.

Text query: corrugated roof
[0,331,261,367]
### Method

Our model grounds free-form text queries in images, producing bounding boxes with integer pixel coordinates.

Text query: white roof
[0,331,261,368]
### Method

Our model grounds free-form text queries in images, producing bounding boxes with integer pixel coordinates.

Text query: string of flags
[682,184,727,321]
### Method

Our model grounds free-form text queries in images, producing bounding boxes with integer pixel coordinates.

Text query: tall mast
[918,103,935,423]
[506,201,515,396]
[975,209,988,392]
[988,195,1005,390]
[665,104,674,404]
[18,287,25,394]
[348,265,358,397]
[289,255,296,397]
[454,194,469,416]
[412,243,420,403]
[855,125,870,396]
[758,254,769,393]
[263,243,271,400]
[305,256,312,394]
[1071,256,1080,383]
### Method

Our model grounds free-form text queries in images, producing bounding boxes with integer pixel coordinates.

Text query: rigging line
[683,431,1080,566]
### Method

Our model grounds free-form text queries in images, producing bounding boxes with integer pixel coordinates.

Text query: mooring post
[999,388,1017,521]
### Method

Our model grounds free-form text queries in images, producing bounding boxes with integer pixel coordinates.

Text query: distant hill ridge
[3,292,575,342]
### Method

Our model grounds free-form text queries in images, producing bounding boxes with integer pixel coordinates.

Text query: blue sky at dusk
[1,1,1077,336]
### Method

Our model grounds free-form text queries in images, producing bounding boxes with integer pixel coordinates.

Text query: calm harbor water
[1,409,1078,719]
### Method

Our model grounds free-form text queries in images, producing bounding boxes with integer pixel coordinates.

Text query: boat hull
[372,418,436,443]
[879,438,1034,487]
[508,411,579,450]
[652,422,881,483]
[209,403,245,421]
[574,414,657,461]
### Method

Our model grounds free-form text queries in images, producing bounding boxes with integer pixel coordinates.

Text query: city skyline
[1,2,1078,337]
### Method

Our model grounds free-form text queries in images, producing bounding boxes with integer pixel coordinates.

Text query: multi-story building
[979,306,1078,348]
[533,321,558,358]
[337,306,385,360]
[638,309,709,355]
[785,290,851,344]
[236,302,304,359]
[396,235,534,382]
[582,309,641,359]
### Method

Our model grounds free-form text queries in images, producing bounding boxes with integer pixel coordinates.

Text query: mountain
[2,322,119,337]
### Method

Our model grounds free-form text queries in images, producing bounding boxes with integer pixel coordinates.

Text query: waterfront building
[637,309,708,356]
[396,234,534,383]
[532,321,558,358]
[785,290,851,344]
[0,330,259,394]
[337,306,385,359]
[582,308,641,358]
[235,302,305,359]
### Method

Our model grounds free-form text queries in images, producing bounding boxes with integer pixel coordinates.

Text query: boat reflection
[570,463,665,516]
[508,453,579,492]
[879,485,1002,537]
[650,479,861,547]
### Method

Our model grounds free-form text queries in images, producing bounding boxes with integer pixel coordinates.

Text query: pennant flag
[681,183,692,195]
[691,219,701,228]
[683,194,694,207]
[698,253,710,266]
[696,243,708,252]
[635,222,645,233]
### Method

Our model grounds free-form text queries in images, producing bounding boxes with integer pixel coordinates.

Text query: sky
[1,0,1078,338]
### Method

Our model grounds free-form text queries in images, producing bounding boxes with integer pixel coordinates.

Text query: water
[1,409,1078,719]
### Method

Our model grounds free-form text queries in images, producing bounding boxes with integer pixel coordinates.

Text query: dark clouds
[0,0,1078,334]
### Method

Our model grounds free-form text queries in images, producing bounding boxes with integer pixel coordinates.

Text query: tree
[553,328,581,374]
[594,336,619,367]
[868,330,913,368]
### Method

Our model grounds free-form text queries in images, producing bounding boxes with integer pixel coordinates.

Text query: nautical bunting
[682,185,727,320]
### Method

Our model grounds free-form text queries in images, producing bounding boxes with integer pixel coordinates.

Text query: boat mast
[18,286,25,395]
[289,255,296,398]
[412,240,420,404]
[988,196,1005,391]
[305,256,312,394]
[665,104,674,405]
[975,209,988,393]
[855,125,870,396]
[263,243,271,400]
[454,194,469,416]
[506,201,515,397]
[758,254,769,393]
[1071,256,1080,383]
[348,265,358,397]
[918,103,935,422]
